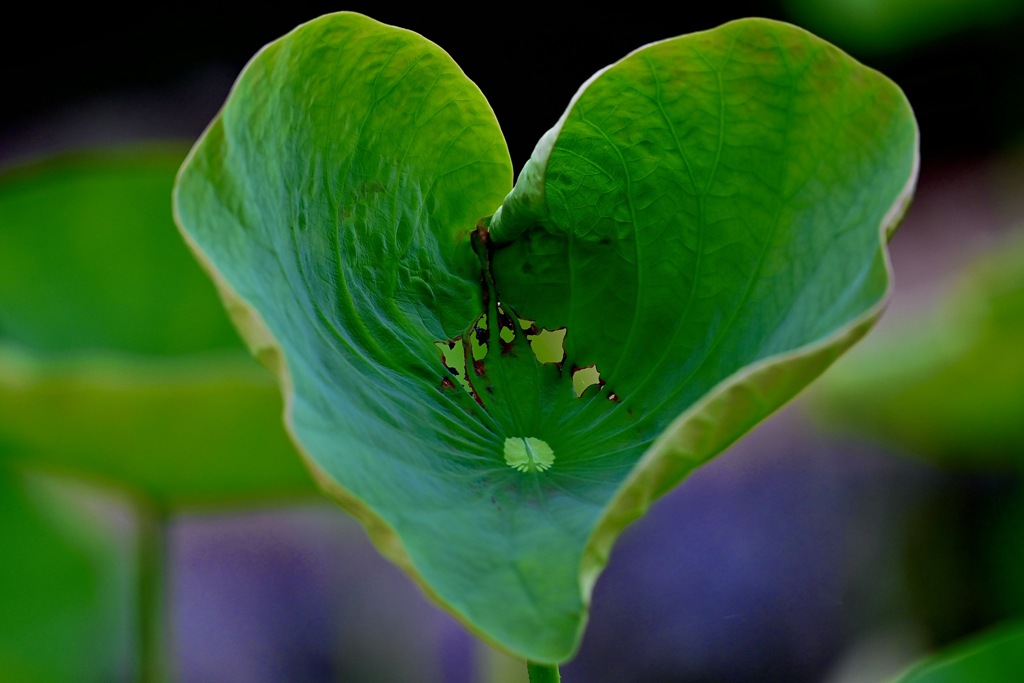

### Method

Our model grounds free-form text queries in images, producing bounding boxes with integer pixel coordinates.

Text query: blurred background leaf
[784,0,1024,54]
[814,230,1024,467]
[0,148,315,505]
[892,620,1024,682]
[0,148,238,355]
[0,465,130,682]
[0,147,318,681]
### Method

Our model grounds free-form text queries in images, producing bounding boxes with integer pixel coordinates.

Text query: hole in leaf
[497,303,515,353]
[435,339,478,398]
[525,325,566,365]
[572,365,602,397]
[436,339,465,377]
[470,314,488,361]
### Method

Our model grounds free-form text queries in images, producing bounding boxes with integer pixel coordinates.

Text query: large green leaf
[892,621,1024,682]
[815,232,1024,467]
[174,12,918,661]
[0,149,314,505]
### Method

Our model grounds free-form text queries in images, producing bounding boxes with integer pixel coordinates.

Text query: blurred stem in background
[527,661,560,682]
[138,500,171,683]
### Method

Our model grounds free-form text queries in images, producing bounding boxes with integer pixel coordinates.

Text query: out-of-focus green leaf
[0,147,239,356]
[175,13,918,660]
[816,233,1024,467]
[784,0,1024,53]
[0,466,129,682]
[892,621,1024,682]
[0,349,311,504]
[0,148,314,505]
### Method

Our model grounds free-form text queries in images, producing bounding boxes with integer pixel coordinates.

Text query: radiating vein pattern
[490,19,917,467]
[175,12,918,663]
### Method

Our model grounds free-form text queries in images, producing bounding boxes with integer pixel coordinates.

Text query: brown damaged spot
[474,220,490,249]
[497,305,515,332]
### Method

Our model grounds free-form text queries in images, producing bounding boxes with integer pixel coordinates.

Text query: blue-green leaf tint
[174,13,918,661]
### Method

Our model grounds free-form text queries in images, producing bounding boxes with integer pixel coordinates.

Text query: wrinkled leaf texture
[174,12,918,661]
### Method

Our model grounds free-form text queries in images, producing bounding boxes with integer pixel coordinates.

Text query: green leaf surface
[0,466,129,683]
[815,232,1024,467]
[0,149,314,504]
[892,621,1024,682]
[174,13,918,660]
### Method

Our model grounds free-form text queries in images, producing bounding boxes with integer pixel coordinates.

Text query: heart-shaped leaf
[174,13,918,661]
[0,148,315,505]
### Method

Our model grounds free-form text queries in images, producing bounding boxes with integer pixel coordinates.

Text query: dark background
[3,2,1022,166]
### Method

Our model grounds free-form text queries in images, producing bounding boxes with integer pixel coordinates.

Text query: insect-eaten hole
[436,303,612,406]
[503,436,555,473]
[496,302,517,355]
[572,364,603,397]
[435,339,473,393]
[520,319,567,365]
[470,314,488,361]
[436,339,464,375]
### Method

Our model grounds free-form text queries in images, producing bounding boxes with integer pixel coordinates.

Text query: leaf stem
[527,661,561,682]
[138,500,171,683]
